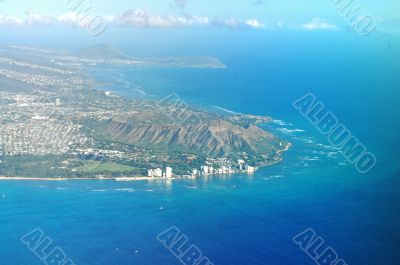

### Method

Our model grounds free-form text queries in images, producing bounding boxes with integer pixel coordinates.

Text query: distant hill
[76,44,132,60]
[76,44,226,68]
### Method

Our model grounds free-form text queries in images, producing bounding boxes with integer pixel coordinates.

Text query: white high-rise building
[165,167,172,178]
[153,168,163,177]
[221,166,227,173]
[201,166,209,174]
[55,98,61,106]
[246,166,255,173]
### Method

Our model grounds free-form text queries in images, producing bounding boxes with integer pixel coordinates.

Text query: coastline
[0,176,176,182]
[0,140,292,182]
[257,142,292,168]
[0,176,98,181]
[0,157,290,182]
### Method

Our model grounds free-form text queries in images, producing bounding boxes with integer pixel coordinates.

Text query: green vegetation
[0,155,72,178]
[76,162,135,174]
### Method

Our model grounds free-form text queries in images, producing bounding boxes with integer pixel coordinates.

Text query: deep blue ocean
[1,33,399,265]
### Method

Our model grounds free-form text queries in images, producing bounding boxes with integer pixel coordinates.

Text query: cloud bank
[302,17,337,31]
[0,9,344,33]
[0,8,264,30]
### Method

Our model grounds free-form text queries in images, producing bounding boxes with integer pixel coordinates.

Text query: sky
[0,0,398,30]
[0,0,399,53]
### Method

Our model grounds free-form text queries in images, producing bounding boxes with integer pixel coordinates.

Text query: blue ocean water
[1,33,399,265]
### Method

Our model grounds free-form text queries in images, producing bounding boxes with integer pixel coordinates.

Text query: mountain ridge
[96,114,283,158]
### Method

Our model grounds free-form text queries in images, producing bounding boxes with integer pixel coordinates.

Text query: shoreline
[0,176,99,181]
[0,160,287,182]
[0,143,292,182]
[0,176,176,182]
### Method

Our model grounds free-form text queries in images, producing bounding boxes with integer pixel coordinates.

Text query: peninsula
[0,45,290,180]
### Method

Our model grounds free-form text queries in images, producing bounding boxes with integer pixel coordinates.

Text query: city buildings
[147,167,173,178]
[165,167,172,178]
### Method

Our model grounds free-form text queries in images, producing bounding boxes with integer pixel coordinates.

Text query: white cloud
[0,14,24,26]
[0,10,87,28]
[0,8,264,30]
[57,12,91,28]
[117,8,210,28]
[245,19,264,29]
[25,9,53,25]
[302,17,337,31]
[222,16,241,28]
[0,9,110,32]
[117,8,263,29]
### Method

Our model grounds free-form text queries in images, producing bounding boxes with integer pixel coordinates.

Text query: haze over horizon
[1,0,399,55]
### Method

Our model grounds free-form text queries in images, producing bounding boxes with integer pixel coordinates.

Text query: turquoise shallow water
[1,33,399,265]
